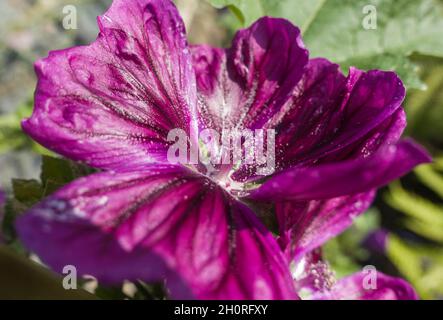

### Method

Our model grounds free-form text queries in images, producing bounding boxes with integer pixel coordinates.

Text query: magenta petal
[363,229,389,255]
[320,108,407,163]
[272,60,407,170]
[271,58,346,167]
[16,165,296,300]
[250,139,431,201]
[23,0,197,170]
[277,191,375,261]
[312,271,419,300]
[192,17,308,132]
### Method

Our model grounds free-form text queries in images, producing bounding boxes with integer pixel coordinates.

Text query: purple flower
[293,251,418,300]
[363,229,389,255]
[16,0,429,299]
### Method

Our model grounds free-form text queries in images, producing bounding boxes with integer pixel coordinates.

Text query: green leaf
[208,0,325,31]
[300,1,443,62]
[11,179,44,207]
[209,0,271,26]
[209,0,443,89]
[2,157,96,242]
[1,180,44,243]
[341,54,426,90]
[40,155,97,195]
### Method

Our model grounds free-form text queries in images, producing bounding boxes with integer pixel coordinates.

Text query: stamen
[308,261,336,292]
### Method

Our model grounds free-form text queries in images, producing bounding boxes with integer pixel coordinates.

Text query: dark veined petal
[249,139,431,201]
[277,191,375,261]
[16,165,297,300]
[270,58,346,168]
[22,0,197,170]
[229,59,410,183]
[272,60,407,170]
[191,17,308,132]
[320,107,407,163]
[311,271,418,300]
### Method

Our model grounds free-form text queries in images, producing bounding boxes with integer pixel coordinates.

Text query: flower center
[309,261,336,292]
[214,170,249,197]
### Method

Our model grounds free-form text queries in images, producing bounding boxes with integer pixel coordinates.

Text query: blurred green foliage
[323,209,380,278]
[0,101,33,153]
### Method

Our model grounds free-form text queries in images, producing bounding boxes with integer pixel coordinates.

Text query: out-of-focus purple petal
[363,229,389,255]
[191,17,308,132]
[311,271,419,300]
[277,191,375,261]
[22,0,197,170]
[250,139,431,201]
[16,165,296,300]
